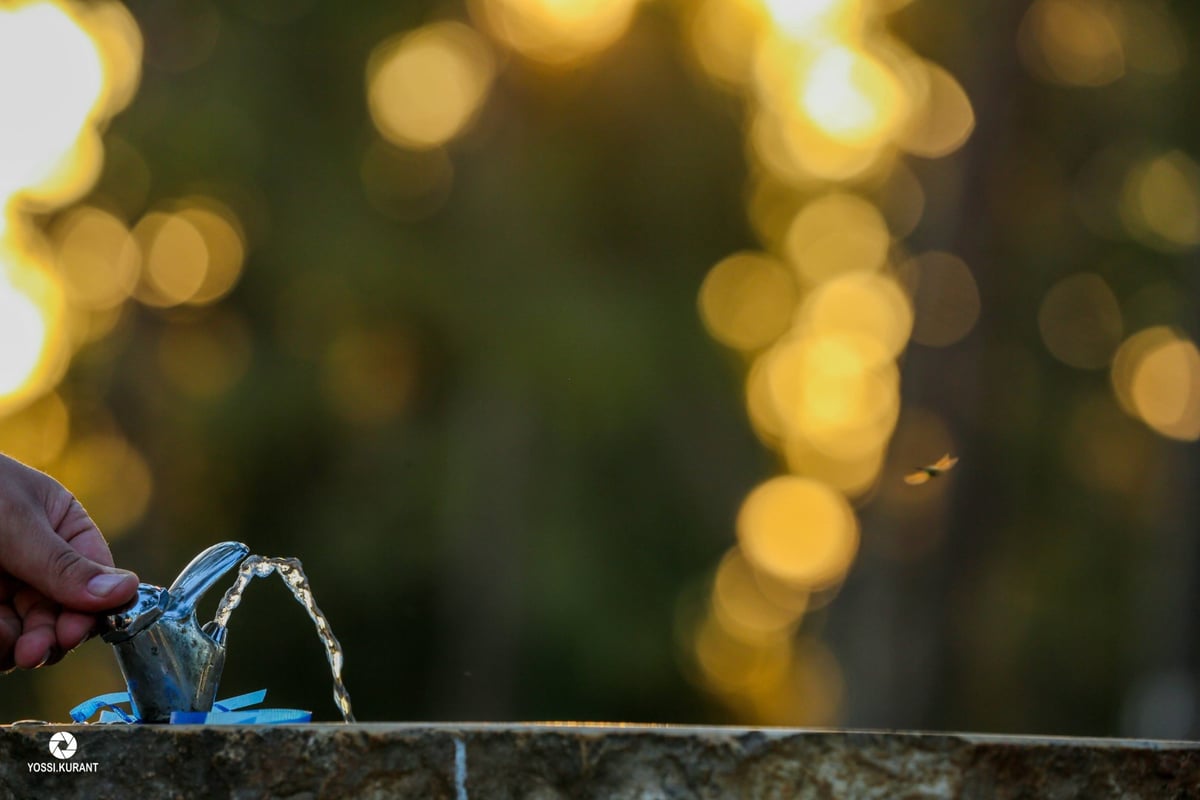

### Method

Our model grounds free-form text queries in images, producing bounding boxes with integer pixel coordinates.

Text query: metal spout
[101,541,249,722]
[163,541,250,620]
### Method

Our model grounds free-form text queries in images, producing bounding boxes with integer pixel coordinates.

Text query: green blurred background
[1,0,1199,738]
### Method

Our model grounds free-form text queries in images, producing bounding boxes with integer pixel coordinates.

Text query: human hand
[0,454,139,671]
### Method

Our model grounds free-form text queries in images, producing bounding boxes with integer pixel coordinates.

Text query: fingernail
[87,571,135,598]
[34,650,51,669]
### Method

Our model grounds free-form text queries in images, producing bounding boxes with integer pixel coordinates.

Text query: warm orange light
[1112,327,1200,441]
[51,433,152,537]
[0,1,105,202]
[0,391,69,467]
[1120,151,1200,252]
[784,192,890,285]
[133,211,208,307]
[698,252,798,352]
[690,0,973,729]
[766,332,901,459]
[795,271,913,364]
[712,548,807,641]
[77,0,143,118]
[897,60,974,158]
[472,0,640,65]
[752,106,889,183]
[0,273,50,398]
[744,637,844,727]
[750,36,908,181]
[51,205,141,310]
[1112,327,1171,416]
[783,434,884,498]
[800,45,906,148]
[760,0,862,42]
[693,610,792,694]
[1131,338,1200,441]
[1111,328,1200,441]
[902,251,980,348]
[1018,0,1124,87]
[1037,272,1123,369]
[687,0,765,88]
[0,243,67,412]
[17,125,104,211]
[875,160,926,239]
[368,22,496,151]
[176,198,247,305]
[745,352,785,445]
[0,0,143,419]
[736,475,858,589]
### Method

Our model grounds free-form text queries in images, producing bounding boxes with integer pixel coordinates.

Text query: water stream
[213,556,355,723]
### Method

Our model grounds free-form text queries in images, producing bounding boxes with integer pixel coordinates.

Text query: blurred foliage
[1,0,1199,739]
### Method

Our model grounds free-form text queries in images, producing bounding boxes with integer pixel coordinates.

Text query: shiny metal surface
[163,541,252,620]
[101,541,249,722]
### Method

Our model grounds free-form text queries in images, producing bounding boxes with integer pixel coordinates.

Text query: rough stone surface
[1,723,1198,798]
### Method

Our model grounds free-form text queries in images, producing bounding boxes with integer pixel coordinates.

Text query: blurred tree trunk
[432,367,532,719]
[830,0,1031,731]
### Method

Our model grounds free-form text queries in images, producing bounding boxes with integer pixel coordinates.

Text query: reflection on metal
[101,541,250,723]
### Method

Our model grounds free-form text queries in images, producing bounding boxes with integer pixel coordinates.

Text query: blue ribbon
[69,691,137,724]
[169,708,312,724]
[70,689,312,725]
[213,689,269,711]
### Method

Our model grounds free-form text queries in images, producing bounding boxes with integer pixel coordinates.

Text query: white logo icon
[48,731,77,760]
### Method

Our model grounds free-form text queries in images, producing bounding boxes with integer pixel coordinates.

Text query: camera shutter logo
[48,731,78,760]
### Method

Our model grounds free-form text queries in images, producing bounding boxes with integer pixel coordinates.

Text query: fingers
[49,498,139,611]
[11,533,138,612]
[55,609,98,656]
[43,483,116,569]
[0,605,19,672]
[0,458,138,612]
[0,455,137,671]
[0,582,97,670]
[12,586,57,670]
[0,577,20,671]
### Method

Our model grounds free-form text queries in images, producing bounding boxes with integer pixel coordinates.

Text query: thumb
[2,522,139,612]
[1,453,140,610]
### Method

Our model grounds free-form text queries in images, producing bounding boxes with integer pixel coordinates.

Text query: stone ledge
[2,723,1198,799]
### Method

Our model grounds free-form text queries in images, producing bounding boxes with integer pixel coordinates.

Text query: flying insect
[904,454,959,485]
